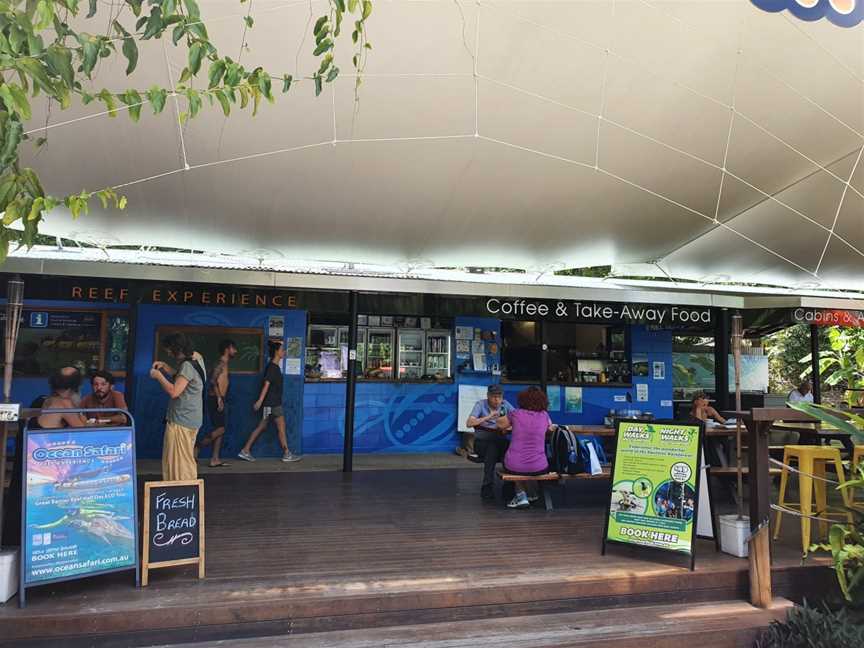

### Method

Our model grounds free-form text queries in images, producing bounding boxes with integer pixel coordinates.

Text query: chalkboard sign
[154,326,263,374]
[142,480,205,585]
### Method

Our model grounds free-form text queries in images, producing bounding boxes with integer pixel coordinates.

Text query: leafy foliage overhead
[0,0,373,261]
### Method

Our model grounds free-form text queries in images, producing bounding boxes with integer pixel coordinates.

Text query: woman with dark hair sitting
[496,386,556,509]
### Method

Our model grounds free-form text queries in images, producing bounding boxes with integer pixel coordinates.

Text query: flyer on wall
[605,421,702,557]
[23,427,137,585]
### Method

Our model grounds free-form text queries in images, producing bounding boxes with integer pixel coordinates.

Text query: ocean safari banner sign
[603,421,703,562]
[22,426,138,588]
[752,0,863,28]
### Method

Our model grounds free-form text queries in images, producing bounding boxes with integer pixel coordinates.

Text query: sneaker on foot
[528,494,540,503]
[282,450,302,463]
[466,452,483,464]
[237,451,255,462]
[507,492,530,509]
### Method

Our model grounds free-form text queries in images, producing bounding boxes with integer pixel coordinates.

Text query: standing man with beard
[197,339,237,467]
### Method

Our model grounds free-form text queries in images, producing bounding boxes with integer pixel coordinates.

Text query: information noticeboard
[142,480,205,586]
[20,423,139,606]
[602,420,704,570]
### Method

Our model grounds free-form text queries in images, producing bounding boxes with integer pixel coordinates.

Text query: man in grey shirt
[150,332,206,480]
[466,385,515,500]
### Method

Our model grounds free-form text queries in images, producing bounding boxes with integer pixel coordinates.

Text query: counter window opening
[304,315,453,382]
[2,308,129,378]
[153,326,264,374]
[499,321,631,385]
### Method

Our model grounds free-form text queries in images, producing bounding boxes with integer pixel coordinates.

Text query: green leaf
[142,7,163,40]
[27,197,44,221]
[243,15,254,28]
[172,24,185,46]
[34,1,55,31]
[335,0,346,11]
[282,74,293,93]
[121,37,139,75]
[87,0,98,18]
[187,90,202,118]
[361,0,372,20]
[118,196,127,210]
[188,42,204,75]
[96,89,118,116]
[45,45,75,88]
[313,38,333,56]
[178,67,192,84]
[1,85,32,121]
[314,16,328,35]
[214,89,230,116]
[208,59,226,88]
[0,178,17,211]
[364,42,372,50]
[318,52,333,75]
[257,74,273,102]
[3,201,19,226]
[326,66,339,83]
[187,22,208,40]
[80,35,100,75]
[314,73,322,97]
[147,86,167,114]
[348,0,359,12]
[120,90,143,122]
[183,0,200,19]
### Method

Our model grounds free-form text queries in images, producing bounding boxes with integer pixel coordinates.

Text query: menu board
[603,421,703,566]
[22,426,138,593]
[142,480,205,586]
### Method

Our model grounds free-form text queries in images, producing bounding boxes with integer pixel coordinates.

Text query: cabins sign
[485,298,712,326]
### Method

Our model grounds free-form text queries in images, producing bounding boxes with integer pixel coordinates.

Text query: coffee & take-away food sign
[485,298,712,326]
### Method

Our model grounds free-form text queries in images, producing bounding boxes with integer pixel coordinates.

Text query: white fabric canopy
[19,0,864,291]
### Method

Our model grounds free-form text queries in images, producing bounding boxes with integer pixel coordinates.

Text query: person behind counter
[496,387,555,509]
[788,381,814,404]
[466,384,515,501]
[81,370,128,426]
[150,332,207,481]
[690,392,726,425]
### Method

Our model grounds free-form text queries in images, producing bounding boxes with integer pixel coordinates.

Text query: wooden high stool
[773,445,853,556]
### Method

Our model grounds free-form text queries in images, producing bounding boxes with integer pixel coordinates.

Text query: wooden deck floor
[0,468,836,647]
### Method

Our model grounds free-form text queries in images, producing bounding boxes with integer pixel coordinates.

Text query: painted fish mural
[752,0,863,27]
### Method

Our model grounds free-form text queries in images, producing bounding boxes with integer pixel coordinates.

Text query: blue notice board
[20,421,139,606]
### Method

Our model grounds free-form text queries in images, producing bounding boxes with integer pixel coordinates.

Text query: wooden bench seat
[496,467,612,511]
[497,471,560,481]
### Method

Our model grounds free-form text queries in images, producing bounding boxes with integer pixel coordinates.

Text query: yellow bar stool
[773,445,853,556]
[851,446,864,507]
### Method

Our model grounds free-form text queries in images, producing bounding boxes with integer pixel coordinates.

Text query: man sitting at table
[466,384,515,501]
[81,370,129,426]
[787,381,814,404]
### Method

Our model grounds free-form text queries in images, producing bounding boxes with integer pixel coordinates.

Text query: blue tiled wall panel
[302,381,458,453]
[132,304,307,459]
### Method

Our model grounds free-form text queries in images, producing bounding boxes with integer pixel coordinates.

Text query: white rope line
[478,75,596,119]
[162,41,189,171]
[477,134,595,170]
[815,145,864,275]
[769,458,841,484]
[771,504,846,523]
[111,167,187,190]
[184,141,332,171]
[595,0,614,169]
[713,17,744,224]
[780,13,864,87]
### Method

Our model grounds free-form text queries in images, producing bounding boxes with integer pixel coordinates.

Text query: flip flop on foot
[209,461,230,467]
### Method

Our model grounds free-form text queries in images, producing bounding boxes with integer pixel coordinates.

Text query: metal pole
[123,283,141,410]
[0,276,24,551]
[731,313,744,520]
[539,320,548,393]
[714,309,730,412]
[342,291,358,473]
[810,324,821,405]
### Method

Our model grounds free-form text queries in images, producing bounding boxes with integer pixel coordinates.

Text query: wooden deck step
[159,599,794,648]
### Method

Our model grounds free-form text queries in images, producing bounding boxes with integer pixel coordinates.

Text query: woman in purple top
[496,387,555,509]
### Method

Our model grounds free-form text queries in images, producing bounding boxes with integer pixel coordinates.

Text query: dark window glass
[501,321,540,382]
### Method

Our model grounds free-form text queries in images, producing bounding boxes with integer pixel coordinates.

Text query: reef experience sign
[485,298,712,326]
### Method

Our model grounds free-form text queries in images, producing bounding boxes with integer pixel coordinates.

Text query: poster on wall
[268,316,284,338]
[636,383,649,402]
[547,386,561,412]
[284,337,302,358]
[472,353,488,372]
[455,326,473,340]
[21,425,138,604]
[652,361,665,380]
[564,387,583,413]
[603,421,704,568]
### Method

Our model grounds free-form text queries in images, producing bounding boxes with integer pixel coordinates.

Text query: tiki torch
[0,276,24,550]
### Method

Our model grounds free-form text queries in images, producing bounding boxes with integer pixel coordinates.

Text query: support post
[810,324,821,404]
[749,521,773,608]
[124,283,141,410]
[714,309,730,413]
[343,291,358,473]
[539,320,548,393]
[747,417,771,533]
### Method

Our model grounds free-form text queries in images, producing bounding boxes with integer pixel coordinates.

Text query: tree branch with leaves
[0,0,372,261]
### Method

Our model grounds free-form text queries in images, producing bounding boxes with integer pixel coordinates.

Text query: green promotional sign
[604,421,703,558]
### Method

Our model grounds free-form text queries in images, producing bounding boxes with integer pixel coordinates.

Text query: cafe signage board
[141,479,205,586]
[791,308,864,328]
[484,298,712,326]
[20,424,139,607]
[602,420,704,570]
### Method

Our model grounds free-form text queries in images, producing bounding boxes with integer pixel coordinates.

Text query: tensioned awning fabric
[18,1,864,291]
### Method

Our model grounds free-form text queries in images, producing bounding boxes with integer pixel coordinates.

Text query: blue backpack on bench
[549,426,606,475]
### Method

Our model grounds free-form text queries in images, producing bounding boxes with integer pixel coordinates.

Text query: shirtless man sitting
[37,367,87,429]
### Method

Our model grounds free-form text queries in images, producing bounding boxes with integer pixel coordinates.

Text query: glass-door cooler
[425,330,451,378]
[397,329,424,380]
[365,328,394,380]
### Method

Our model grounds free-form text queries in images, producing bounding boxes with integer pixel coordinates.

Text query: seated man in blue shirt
[466,384,515,501]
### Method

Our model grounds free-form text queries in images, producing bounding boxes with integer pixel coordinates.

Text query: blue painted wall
[131,304,307,459]
[303,381,457,453]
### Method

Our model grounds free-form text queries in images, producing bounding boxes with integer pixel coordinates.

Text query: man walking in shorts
[238,340,302,463]
[197,339,237,467]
